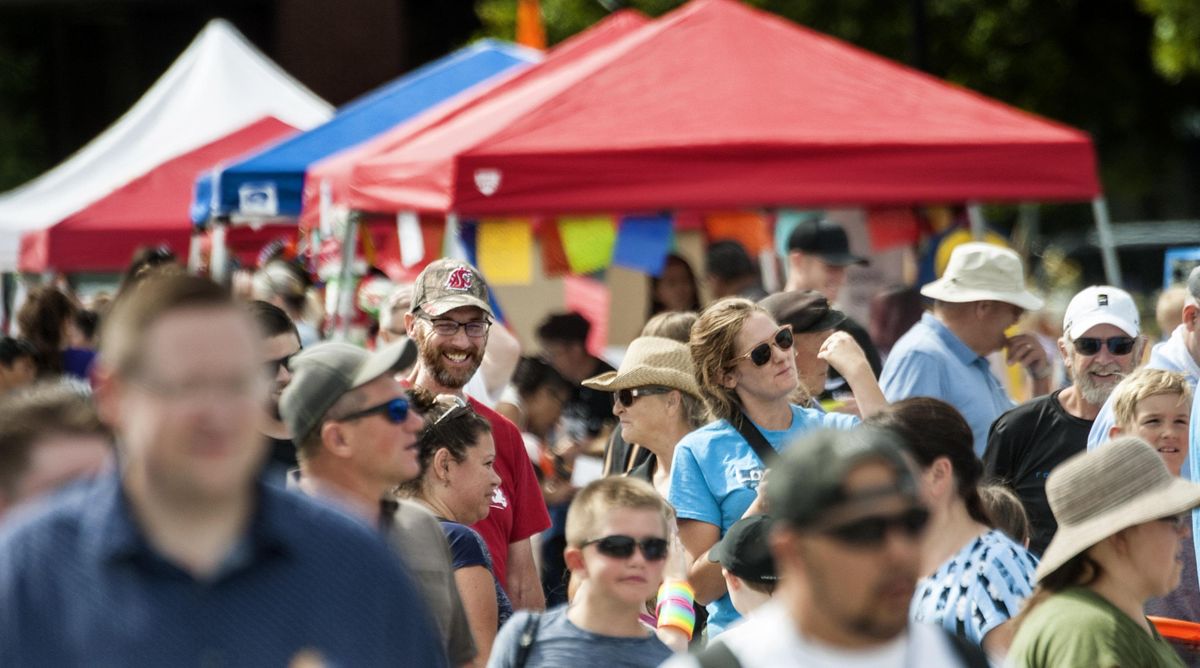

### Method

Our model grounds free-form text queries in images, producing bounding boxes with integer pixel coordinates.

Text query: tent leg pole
[186,232,203,276]
[966,202,985,240]
[1092,196,1122,286]
[334,213,360,342]
[211,221,229,285]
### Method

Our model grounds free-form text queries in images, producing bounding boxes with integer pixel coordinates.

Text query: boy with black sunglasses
[487,477,676,667]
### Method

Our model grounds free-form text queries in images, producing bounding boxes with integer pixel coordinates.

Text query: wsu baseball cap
[410,258,493,318]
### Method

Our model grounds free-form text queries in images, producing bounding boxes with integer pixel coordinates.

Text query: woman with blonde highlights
[667,297,872,637]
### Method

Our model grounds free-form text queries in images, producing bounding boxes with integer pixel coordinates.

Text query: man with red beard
[984,286,1143,556]
[405,258,550,610]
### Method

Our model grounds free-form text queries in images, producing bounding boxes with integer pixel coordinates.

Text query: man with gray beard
[983,286,1143,556]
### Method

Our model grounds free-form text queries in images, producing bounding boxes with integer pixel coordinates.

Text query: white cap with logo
[1062,285,1139,339]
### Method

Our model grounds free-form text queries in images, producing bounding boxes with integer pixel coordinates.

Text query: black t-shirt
[983,390,1092,556]
[563,357,617,438]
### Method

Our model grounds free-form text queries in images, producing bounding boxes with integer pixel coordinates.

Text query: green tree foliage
[1138,0,1200,80]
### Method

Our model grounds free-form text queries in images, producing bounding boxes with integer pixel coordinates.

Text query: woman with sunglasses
[669,298,870,638]
[868,397,1038,659]
[397,394,508,663]
[1009,436,1200,667]
[583,336,709,499]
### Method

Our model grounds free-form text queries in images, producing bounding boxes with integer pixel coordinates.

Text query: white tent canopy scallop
[0,18,332,272]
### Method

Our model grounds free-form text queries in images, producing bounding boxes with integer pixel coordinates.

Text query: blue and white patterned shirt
[910,528,1038,645]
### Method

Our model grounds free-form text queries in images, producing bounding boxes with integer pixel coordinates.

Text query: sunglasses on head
[733,325,794,367]
[338,397,411,424]
[615,386,672,408]
[1072,336,1135,356]
[263,351,300,377]
[819,507,930,548]
[581,535,670,561]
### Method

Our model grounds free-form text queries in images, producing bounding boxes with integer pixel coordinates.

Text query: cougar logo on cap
[445,266,474,291]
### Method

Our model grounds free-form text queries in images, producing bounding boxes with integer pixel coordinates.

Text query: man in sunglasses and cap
[880,242,1049,457]
[280,338,476,665]
[984,285,1144,557]
[667,428,986,667]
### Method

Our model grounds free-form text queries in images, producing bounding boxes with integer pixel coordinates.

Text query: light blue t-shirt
[667,404,857,636]
[487,605,671,668]
[880,313,1014,457]
[910,529,1038,645]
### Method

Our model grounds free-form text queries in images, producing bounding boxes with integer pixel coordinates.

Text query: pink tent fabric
[346,0,1099,217]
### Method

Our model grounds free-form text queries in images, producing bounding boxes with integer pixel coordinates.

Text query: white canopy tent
[0,19,332,272]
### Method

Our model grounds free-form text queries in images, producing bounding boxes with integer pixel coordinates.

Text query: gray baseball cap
[767,427,920,528]
[280,339,417,443]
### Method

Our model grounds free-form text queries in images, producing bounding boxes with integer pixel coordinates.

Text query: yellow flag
[478,219,533,285]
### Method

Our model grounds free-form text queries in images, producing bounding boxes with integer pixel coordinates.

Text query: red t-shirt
[468,397,550,592]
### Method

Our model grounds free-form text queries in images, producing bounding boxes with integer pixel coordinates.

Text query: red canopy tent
[346,0,1100,218]
[19,117,297,272]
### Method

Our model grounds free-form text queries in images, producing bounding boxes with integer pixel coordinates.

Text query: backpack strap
[732,410,776,467]
[694,641,742,668]
[514,612,543,668]
[943,629,990,668]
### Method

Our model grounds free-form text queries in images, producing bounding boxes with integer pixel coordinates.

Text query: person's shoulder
[469,396,523,440]
[676,419,736,449]
[0,478,96,556]
[266,486,394,562]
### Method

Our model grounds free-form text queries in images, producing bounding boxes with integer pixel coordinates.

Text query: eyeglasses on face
[580,535,670,561]
[416,312,492,338]
[263,350,300,377]
[732,325,794,367]
[1156,512,1190,531]
[1072,336,1136,356]
[615,386,672,408]
[337,397,412,424]
[818,506,930,548]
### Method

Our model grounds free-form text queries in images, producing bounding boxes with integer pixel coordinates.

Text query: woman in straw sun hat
[583,336,708,499]
[1009,436,1200,667]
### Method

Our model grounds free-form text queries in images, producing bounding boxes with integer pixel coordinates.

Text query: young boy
[1108,367,1198,627]
[487,477,675,667]
[706,514,777,617]
[1109,368,1192,476]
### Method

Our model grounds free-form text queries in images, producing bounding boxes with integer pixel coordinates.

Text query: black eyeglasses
[263,351,300,377]
[337,397,412,424]
[819,507,930,548]
[417,312,492,338]
[732,325,794,367]
[1072,336,1136,356]
[615,386,672,408]
[581,535,670,561]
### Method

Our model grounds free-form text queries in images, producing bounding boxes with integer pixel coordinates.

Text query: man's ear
[1057,337,1070,362]
[722,569,741,593]
[1183,303,1200,332]
[403,312,417,334]
[320,421,353,459]
[1109,425,1124,439]
[91,365,121,429]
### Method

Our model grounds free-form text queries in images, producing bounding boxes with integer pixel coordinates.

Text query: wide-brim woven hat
[582,336,701,400]
[920,242,1044,311]
[1037,436,1200,581]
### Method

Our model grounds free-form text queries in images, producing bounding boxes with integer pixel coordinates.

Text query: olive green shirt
[1009,587,1184,667]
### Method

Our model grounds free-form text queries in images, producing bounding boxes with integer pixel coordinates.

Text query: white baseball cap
[1062,285,1139,339]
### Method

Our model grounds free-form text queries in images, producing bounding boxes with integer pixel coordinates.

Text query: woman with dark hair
[1009,436,1200,667]
[648,254,701,317]
[398,395,507,662]
[867,397,1037,659]
[15,286,93,379]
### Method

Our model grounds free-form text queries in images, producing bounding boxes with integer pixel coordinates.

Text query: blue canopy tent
[192,39,540,224]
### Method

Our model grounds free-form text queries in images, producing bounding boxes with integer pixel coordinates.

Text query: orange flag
[516,0,547,50]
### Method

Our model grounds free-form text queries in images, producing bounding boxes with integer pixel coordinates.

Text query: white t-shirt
[660,601,964,668]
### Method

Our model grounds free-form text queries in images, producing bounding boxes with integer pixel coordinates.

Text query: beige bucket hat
[1037,436,1200,581]
[582,336,701,400]
[920,242,1044,311]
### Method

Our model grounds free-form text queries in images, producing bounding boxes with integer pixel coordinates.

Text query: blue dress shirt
[880,313,1014,457]
[0,472,448,667]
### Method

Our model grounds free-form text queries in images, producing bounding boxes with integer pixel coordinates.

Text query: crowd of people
[1,219,1199,667]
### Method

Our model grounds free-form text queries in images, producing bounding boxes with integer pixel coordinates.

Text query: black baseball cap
[707,514,777,584]
[787,219,868,267]
[705,240,757,280]
[759,290,846,334]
